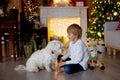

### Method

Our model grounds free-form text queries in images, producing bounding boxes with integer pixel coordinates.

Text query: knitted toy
[88,50,105,70]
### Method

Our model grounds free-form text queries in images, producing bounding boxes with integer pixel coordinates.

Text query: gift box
[73,0,85,6]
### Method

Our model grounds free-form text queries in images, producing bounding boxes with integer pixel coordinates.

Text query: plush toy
[88,50,105,70]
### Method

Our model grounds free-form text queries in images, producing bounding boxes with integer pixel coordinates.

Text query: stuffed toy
[88,50,105,70]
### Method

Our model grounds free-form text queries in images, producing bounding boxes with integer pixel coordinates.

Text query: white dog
[15,40,63,72]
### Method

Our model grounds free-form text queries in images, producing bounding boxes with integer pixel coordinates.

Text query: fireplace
[40,7,88,44]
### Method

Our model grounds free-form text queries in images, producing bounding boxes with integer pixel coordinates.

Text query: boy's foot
[57,67,64,73]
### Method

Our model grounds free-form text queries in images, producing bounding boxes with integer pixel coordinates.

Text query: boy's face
[67,33,77,42]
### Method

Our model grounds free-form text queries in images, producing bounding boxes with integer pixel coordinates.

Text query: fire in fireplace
[40,7,88,43]
[48,17,80,44]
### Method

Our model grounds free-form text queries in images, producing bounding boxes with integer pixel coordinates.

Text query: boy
[57,24,89,74]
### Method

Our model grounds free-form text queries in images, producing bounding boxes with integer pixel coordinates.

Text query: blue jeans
[57,55,84,74]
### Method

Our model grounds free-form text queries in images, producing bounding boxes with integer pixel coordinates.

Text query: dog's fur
[15,40,63,72]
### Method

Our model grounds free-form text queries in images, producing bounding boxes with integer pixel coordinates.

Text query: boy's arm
[61,50,70,60]
[66,45,84,64]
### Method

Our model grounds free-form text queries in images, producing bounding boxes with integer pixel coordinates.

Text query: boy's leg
[63,64,84,74]
[57,66,64,73]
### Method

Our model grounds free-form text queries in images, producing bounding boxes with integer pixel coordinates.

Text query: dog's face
[46,40,63,55]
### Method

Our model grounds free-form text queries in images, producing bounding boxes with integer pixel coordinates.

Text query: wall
[40,7,88,43]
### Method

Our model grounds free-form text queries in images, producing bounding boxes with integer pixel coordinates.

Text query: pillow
[116,20,120,30]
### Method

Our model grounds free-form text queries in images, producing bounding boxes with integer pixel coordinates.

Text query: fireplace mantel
[40,6,88,42]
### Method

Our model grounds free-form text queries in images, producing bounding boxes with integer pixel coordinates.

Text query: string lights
[24,0,38,22]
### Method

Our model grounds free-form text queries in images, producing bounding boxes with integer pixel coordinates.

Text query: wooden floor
[0,51,120,80]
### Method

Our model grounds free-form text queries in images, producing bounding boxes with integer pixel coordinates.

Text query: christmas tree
[87,0,120,40]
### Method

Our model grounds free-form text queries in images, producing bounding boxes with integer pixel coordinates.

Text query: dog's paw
[46,69,52,72]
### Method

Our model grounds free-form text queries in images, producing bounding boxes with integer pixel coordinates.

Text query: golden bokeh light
[48,17,80,44]
[53,0,70,6]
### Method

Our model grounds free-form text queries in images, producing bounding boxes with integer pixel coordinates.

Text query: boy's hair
[67,24,82,39]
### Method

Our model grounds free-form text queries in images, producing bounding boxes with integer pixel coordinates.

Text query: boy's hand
[56,59,65,73]
[59,61,66,67]
[58,59,65,67]
[56,67,64,73]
